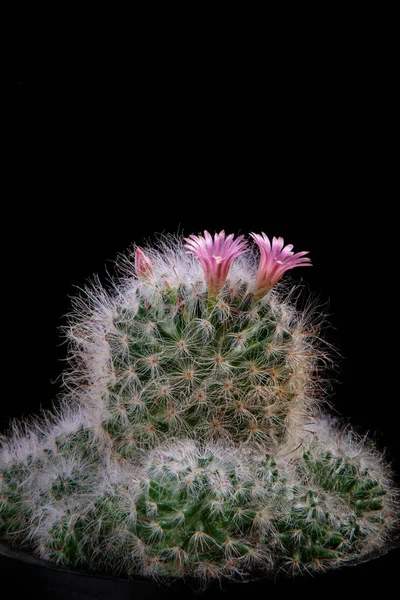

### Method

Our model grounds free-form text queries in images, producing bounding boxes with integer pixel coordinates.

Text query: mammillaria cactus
[0,230,398,585]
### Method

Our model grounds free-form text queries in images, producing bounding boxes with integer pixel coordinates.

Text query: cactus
[0,230,398,585]
[67,232,318,456]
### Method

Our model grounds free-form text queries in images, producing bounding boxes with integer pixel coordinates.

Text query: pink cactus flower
[184,230,248,294]
[135,248,154,280]
[250,232,311,297]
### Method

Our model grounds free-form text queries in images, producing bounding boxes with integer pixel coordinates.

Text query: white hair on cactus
[0,230,398,585]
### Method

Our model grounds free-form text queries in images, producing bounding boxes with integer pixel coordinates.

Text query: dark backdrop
[2,50,398,593]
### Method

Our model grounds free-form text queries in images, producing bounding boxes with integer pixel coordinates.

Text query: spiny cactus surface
[0,231,398,585]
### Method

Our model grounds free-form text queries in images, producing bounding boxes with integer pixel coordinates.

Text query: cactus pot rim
[1,537,399,585]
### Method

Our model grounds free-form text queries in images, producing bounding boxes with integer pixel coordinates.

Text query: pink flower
[184,230,248,294]
[250,232,311,297]
[135,248,153,280]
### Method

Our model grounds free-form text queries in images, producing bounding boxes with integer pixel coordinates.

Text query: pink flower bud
[135,248,153,280]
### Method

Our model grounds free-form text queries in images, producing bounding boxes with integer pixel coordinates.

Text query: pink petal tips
[250,232,311,298]
[184,230,248,294]
[135,248,154,280]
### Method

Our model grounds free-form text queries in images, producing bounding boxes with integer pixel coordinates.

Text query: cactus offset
[0,231,398,585]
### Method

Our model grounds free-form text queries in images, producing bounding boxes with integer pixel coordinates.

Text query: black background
[2,34,399,595]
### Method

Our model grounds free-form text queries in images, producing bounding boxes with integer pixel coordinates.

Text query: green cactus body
[0,232,398,584]
[100,282,316,458]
